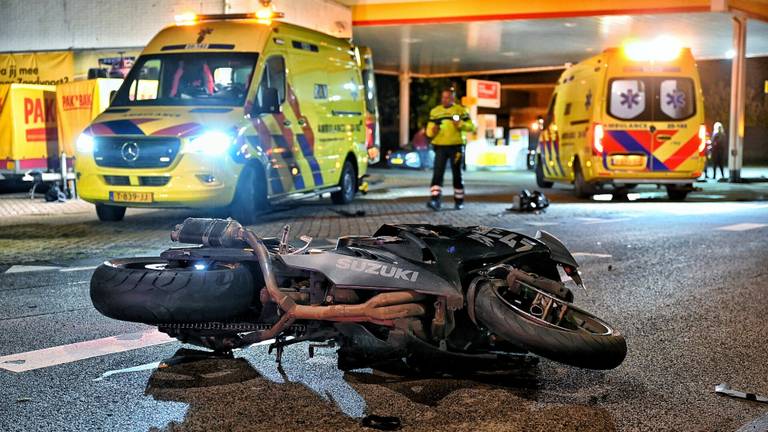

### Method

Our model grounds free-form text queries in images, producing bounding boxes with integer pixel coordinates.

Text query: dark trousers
[709,148,726,179]
[430,145,464,199]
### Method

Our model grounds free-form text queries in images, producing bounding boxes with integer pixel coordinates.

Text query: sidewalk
[0,193,93,219]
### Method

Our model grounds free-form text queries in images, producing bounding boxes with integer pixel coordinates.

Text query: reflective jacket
[426,104,476,145]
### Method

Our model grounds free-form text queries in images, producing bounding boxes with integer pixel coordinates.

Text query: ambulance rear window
[608,77,696,122]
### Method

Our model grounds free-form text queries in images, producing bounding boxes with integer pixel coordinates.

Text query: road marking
[525,221,559,226]
[4,265,63,274]
[0,329,174,373]
[60,265,99,272]
[572,252,613,258]
[717,223,768,232]
[581,218,631,225]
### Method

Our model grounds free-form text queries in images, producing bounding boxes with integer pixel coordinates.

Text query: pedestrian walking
[425,88,476,210]
[709,122,728,180]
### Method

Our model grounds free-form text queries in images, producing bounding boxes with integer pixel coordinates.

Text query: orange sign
[467,79,501,108]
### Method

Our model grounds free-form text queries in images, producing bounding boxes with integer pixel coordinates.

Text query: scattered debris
[508,190,549,212]
[330,208,366,218]
[16,397,32,403]
[44,183,67,203]
[362,414,402,431]
[715,383,768,403]
[608,265,613,271]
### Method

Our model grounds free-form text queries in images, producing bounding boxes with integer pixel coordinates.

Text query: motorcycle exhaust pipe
[170,218,247,248]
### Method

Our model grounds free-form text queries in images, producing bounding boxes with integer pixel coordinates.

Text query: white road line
[0,329,174,373]
[572,252,613,259]
[4,265,63,274]
[717,223,768,232]
[582,218,631,225]
[60,265,99,272]
[525,221,559,226]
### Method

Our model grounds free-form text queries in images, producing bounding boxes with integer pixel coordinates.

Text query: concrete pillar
[399,71,411,147]
[728,15,747,182]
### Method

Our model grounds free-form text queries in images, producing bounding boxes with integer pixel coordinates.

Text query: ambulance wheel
[96,204,126,222]
[535,155,554,188]
[666,185,690,201]
[230,165,269,225]
[331,160,356,205]
[573,163,596,199]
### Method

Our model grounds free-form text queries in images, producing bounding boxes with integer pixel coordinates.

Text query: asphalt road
[1,169,768,431]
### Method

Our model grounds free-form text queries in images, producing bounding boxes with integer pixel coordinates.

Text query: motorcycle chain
[157,321,307,335]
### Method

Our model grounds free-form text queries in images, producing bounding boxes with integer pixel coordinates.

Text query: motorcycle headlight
[185,131,234,156]
[76,133,95,153]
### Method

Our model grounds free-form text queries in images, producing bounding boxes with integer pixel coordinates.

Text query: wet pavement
[1,168,767,431]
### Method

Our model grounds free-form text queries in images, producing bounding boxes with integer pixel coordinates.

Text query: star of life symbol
[620,89,641,109]
[665,90,686,109]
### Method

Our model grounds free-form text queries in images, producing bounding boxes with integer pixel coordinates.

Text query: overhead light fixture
[725,49,736,59]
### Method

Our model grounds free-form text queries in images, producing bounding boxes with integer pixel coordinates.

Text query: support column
[398,71,411,147]
[728,15,747,182]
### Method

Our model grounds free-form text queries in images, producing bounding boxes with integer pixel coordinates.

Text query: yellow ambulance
[536,39,707,200]
[75,11,375,222]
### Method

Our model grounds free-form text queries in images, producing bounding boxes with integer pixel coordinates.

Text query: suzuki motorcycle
[90,218,626,371]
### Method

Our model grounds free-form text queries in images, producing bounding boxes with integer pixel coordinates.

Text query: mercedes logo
[120,142,139,162]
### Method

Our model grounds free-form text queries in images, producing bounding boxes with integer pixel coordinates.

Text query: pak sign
[467,79,501,108]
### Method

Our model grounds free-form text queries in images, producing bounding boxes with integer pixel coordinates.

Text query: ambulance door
[605,78,654,172]
[253,53,309,194]
[283,43,330,190]
[649,77,699,173]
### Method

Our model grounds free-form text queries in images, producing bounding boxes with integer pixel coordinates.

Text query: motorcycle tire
[90,258,254,324]
[474,283,626,370]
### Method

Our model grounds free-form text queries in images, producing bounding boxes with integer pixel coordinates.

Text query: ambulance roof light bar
[623,36,683,62]
[174,6,283,26]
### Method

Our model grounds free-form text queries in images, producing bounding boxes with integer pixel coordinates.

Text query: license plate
[391,157,404,165]
[110,191,153,203]
[610,155,645,167]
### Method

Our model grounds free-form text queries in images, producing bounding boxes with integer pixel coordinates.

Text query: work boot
[454,198,464,210]
[427,196,441,211]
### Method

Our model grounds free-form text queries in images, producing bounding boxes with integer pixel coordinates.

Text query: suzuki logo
[120,142,140,162]
[335,257,420,282]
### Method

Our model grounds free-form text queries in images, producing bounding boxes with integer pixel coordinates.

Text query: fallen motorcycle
[90,218,626,371]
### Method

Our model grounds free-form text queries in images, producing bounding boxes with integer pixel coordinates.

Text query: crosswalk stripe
[0,329,173,373]
[717,223,768,232]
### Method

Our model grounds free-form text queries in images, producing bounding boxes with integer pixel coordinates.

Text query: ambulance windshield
[112,52,258,107]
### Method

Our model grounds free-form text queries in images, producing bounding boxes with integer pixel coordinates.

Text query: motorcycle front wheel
[475,282,626,370]
[90,258,254,324]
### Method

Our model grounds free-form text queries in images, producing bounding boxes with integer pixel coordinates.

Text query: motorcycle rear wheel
[475,283,626,370]
[90,258,254,324]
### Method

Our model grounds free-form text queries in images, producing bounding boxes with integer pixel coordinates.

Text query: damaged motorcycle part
[92,218,627,372]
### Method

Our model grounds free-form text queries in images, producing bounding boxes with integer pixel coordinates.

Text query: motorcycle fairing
[278,250,464,308]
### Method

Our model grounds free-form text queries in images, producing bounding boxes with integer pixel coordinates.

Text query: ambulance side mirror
[250,87,280,116]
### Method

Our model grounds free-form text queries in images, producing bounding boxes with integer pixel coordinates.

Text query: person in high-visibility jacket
[425,88,476,210]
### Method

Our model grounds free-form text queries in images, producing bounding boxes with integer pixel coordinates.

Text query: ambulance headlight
[76,134,95,153]
[186,131,234,156]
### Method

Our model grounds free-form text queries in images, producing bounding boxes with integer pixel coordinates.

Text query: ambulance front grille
[93,137,181,169]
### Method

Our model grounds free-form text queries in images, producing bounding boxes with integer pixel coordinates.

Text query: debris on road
[16,397,32,403]
[508,190,549,212]
[330,208,367,218]
[715,383,768,403]
[361,414,402,431]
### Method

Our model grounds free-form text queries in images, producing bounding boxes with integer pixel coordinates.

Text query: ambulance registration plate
[110,191,153,203]
[610,155,645,168]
